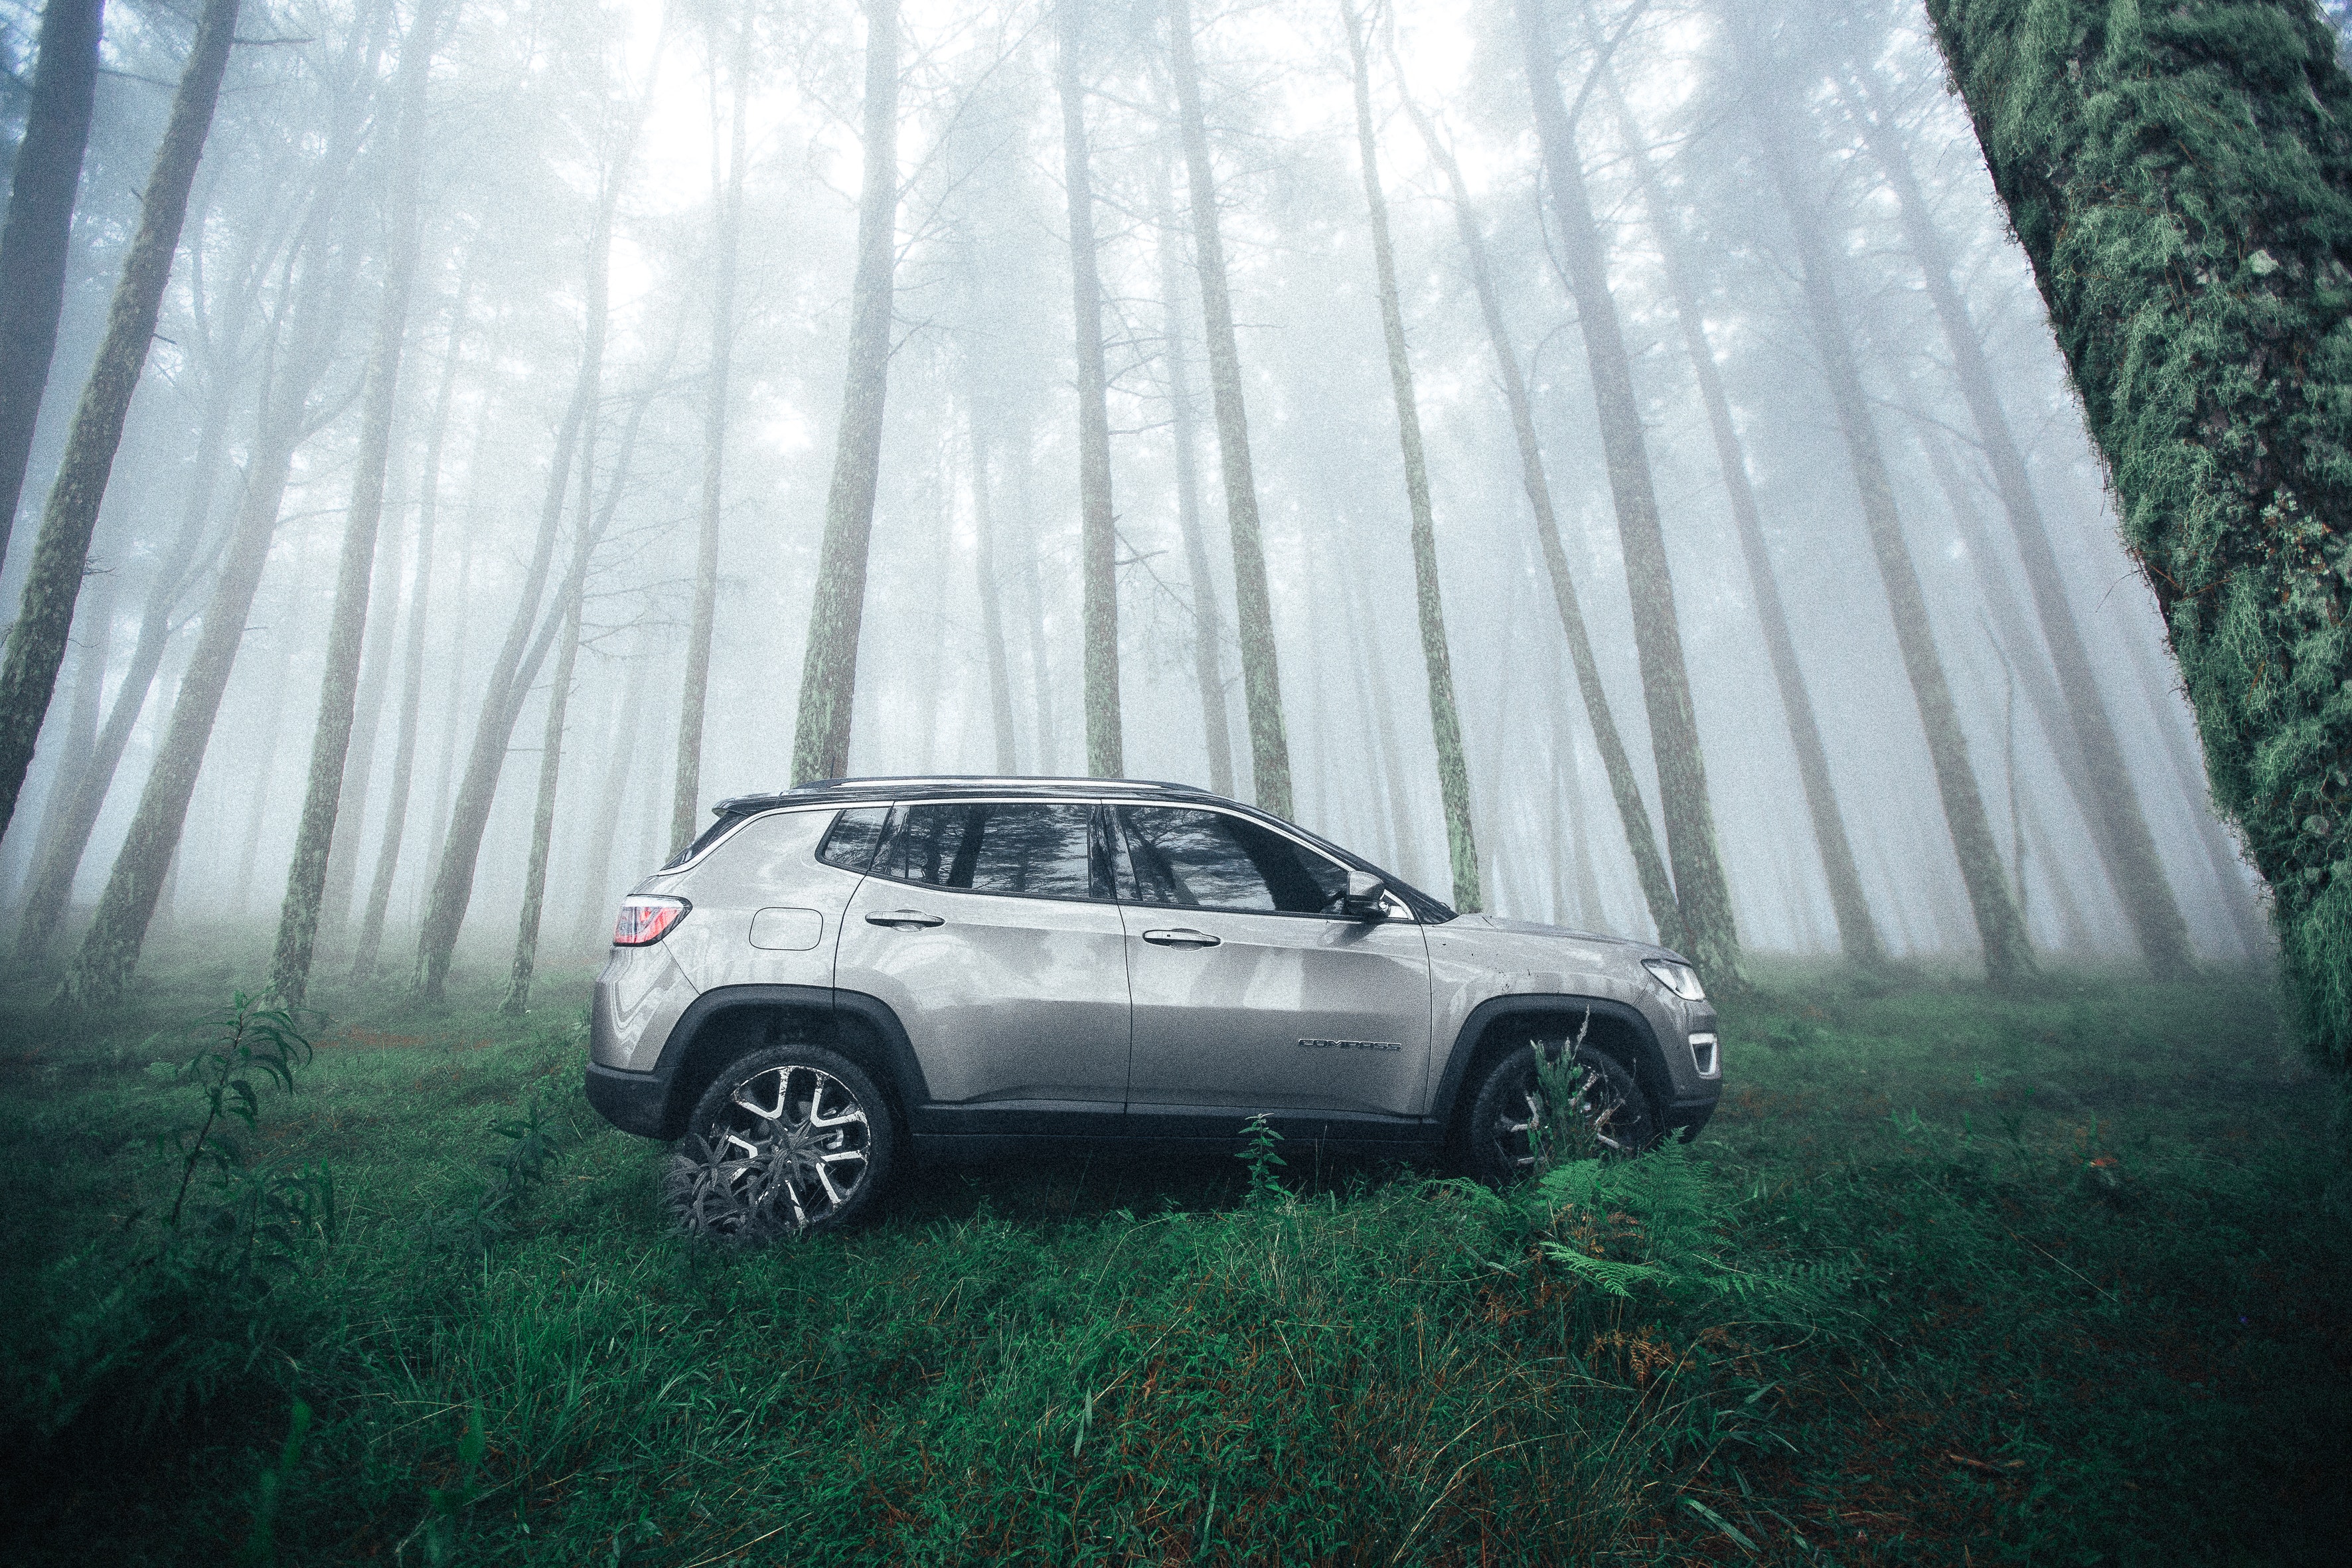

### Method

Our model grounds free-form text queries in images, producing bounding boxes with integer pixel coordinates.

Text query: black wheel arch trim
[1431,993,1674,1131]
[640,982,935,1140]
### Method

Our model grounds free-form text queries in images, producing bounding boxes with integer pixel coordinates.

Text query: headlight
[1642,958,1707,1002]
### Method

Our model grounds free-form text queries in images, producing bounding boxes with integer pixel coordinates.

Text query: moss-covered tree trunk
[1344,2,1481,910]
[1516,0,1739,979]
[1059,0,1125,779]
[1923,0,2352,1042]
[1166,0,1293,817]
[791,0,898,786]
[1394,80,1682,948]
[0,0,104,570]
[0,0,240,854]
[1845,58,2195,977]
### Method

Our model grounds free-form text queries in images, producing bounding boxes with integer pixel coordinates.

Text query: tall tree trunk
[0,0,104,568]
[505,420,598,1017]
[1152,152,1233,797]
[506,351,659,1012]
[1397,57,1682,947]
[315,433,408,951]
[270,0,444,1006]
[0,0,240,848]
[1730,14,2031,986]
[412,25,661,1002]
[670,3,751,853]
[790,0,899,784]
[352,269,473,979]
[420,414,488,894]
[572,629,651,950]
[1163,0,1292,816]
[25,565,115,897]
[1012,409,1058,773]
[414,261,607,1000]
[1058,0,1125,777]
[62,0,388,1005]
[1599,63,1884,967]
[1344,3,1480,909]
[13,192,271,963]
[961,372,1018,773]
[1919,2,2352,1034]
[1844,58,2193,978]
[1514,0,1737,979]
[231,618,297,916]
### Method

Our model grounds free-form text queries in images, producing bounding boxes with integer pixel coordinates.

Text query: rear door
[1113,805,1431,1135]
[834,800,1130,1134]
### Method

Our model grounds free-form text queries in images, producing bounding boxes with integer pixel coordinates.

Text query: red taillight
[613,895,689,946]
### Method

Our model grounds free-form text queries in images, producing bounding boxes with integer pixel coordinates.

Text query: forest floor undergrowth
[0,935,2345,1565]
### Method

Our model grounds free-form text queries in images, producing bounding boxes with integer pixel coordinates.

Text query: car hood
[1442,912,1685,967]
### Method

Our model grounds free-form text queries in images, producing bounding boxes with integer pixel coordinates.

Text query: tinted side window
[875,803,1098,899]
[1115,807,1348,915]
[817,805,890,872]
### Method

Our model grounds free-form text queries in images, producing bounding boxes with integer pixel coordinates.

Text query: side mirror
[1340,869,1389,921]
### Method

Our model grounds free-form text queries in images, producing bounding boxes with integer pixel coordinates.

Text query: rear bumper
[585,1061,670,1139]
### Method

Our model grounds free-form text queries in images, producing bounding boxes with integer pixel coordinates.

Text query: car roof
[710,775,1227,815]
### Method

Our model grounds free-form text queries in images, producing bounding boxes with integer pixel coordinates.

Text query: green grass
[0,934,2345,1565]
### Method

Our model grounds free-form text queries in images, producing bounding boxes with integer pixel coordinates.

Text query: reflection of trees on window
[1115,807,1345,914]
[819,806,889,872]
[879,803,1093,898]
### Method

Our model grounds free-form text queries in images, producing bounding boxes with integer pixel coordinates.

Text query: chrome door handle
[866,909,944,929]
[1142,928,1221,947]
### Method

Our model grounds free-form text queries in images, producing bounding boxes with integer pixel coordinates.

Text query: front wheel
[1460,1038,1658,1186]
[665,1044,895,1241]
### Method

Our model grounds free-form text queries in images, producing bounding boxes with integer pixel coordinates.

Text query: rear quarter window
[817,805,890,872]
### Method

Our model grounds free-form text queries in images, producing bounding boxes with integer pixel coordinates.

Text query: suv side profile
[585,777,1721,1239]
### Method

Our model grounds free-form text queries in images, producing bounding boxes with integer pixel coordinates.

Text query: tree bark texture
[1525,0,1749,968]
[25,565,114,903]
[1164,0,1292,817]
[1393,80,1679,947]
[1845,58,2194,977]
[1344,4,1480,910]
[0,0,104,569]
[1059,0,1125,779]
[1152,152,1235,798]
[270,0,445,1006]
[791,0,899,785]
[1733,15,2032,986]
[1601,66,1884,966]
[670,3,751,854]
[0,0,240,852]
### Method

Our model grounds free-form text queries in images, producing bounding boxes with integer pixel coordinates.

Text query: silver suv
[585,777,1721,1238]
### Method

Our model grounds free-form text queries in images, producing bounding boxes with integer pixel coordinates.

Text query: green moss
[1925,0,2352,1069]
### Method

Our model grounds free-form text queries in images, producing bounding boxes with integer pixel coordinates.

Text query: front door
[1112,805,1431,1136]
[835,801,1130,1135]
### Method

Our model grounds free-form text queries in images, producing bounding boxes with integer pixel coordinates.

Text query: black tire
[1459,1036,1658,1186]
[664,1043,895,1242]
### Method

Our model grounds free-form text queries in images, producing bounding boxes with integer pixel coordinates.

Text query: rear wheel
[1460,1038,1657,1185]
[665,1044,894,1241]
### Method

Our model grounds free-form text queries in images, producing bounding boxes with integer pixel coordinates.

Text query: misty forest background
[0,0,2314,1014]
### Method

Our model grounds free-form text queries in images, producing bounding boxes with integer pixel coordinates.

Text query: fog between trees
[0,0,2286,1006]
